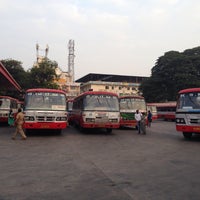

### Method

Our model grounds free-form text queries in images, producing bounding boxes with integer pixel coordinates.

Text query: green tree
[140,47,200,102]
[1,59,31,90]
[29,59,59,89]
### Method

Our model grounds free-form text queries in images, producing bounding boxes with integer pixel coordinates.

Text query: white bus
[0,96,18,123]
[23,88,68,134]
[176,88,200,139]
[70,91,120,133]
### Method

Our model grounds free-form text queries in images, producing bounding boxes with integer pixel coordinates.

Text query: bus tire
[183,132,192,139]
[55,129,62,135]
[25,129,32,134]
[79,125,85,132]
[106,128,112,133]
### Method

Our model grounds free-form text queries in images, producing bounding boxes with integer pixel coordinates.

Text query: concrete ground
[0,120,200,200]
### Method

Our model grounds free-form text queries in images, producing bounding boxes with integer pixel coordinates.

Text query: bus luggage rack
[36,116,55,121]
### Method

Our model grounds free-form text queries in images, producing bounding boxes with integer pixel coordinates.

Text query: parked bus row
[3,87,200,139]
[0,89,163,134]
[68,93,148,132]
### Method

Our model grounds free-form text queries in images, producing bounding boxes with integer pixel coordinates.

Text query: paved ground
[0,120,200,200]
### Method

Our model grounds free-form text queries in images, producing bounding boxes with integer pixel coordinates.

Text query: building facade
[80,81,140,96]
[55,66,80,99]
[76,73,148,96]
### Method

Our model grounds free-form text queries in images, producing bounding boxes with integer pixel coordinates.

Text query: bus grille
[0,113,8,117]
[190,119,200,124]
[121,113,134,120]
[36,116,55,121]
[96,117,108,123]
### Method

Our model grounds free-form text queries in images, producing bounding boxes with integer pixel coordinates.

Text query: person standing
[135,109,142,134]
[140,114,146,134]
[12,108,27,140]
[147,110,152,127]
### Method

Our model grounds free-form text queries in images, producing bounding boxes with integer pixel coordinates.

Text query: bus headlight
[176,118,185,124]
[24,116,35,121]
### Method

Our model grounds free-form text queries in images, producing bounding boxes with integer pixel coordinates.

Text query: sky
[1,0,200,80]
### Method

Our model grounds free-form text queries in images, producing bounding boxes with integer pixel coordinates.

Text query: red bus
[176,88,200,139]
[23,88,68,134]
[152,102,176,121]
[0,96,19,123]
[70,91,120,133]
[119,95,147,128]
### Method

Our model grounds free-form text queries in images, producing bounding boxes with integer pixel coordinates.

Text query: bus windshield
[177,92,200,110]
[120,98,146,110]
[84,95,119,111]
[25,92,66,111]
[0,98,10,109]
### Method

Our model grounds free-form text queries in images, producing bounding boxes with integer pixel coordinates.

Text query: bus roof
[147,102,176,107]
[0,96,18,101]
[26,88,66,94]
[67,98,74,102]
[75,91,118,99]
[179,88,200,94]
[119,95,144,100]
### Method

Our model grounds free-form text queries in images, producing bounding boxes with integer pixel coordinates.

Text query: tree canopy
[29,59,59,89]
[140,47,200,102]
[1,59,31,90]
[0,58,59,97]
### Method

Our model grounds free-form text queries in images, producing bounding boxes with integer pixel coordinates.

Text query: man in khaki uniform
[12,108,27,140]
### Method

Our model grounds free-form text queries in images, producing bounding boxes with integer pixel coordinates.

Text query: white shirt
[135,112,142,121]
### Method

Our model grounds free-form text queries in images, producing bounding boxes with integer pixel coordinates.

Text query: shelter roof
[0,62,22,92]
[76,73,148,83]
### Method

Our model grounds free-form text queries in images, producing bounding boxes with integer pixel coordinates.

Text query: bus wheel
[183,132,192,139]
[55,129,62,135]
[25,129,32,135]
[79,125,85,132]
[106,128,112,133]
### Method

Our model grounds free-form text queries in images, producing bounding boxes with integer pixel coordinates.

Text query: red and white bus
[153,102,176,121]
[146,103,158,120]
[23,88,68,133]
[70,91,120,133]
[119,95,147,128]
[0,96,19,123]
[176,88,200,139]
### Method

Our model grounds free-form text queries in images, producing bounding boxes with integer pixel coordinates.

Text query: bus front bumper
[82,123,120,129]
[176,125,200,133]
[120,120,137,127]
[23,122,67,129]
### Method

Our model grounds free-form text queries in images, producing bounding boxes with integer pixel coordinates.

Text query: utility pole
[68,40,75,82]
